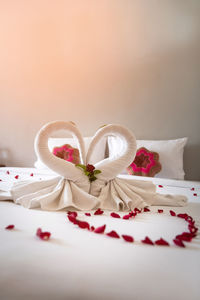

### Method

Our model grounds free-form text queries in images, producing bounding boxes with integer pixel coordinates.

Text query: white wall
[0,0,200,180]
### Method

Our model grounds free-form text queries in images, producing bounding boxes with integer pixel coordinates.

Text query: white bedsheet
[0,167,200,300]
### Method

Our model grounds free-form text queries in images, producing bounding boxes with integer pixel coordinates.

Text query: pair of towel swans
[11,121,187,211]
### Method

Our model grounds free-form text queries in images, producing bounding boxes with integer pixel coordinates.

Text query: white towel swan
[11,121,187,211]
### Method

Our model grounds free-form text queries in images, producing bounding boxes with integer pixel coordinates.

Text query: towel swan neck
[34,121,87,183]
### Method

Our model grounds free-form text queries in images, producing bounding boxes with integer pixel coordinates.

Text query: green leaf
[84,171,90,176]
[75,164,86,171]
[89,176,97,182]
[93,170,101,175]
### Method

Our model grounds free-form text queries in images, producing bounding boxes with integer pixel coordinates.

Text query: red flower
[86,164,95,172]
[94,224,106,234]
[94,208,104,215]
[5,224,15,230]
[122,235,134,243]
[110,212,121,219]
[106,230,120,239]
[141,236,154,245]
[36,228,51,241]
[170,210,176,216]
[155,238,169,246]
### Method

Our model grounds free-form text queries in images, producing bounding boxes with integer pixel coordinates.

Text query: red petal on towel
[30,173,34,176]
[170,210,176,216]
[110,212,121,218]
[67,211,78,218]
[6,171,10,174]
[158,209,163,213]
[91,226,95,231]
[188,225,198,234]
[123,214,130,220]
[122,235,134,243]
[94,224,106,234]
[0,179,2,181]
[191,188,195,191]
[158,185,163,188]
[5,224,15,230]
[68,215,78,224]
[134,208,141,213]
[128,211,134,217]
[36,228,51,241]
[193,193,197,196]
[106,230,120,238]
[155,238,169,246]
[14,175,19,179]
[85,213,91,216]
[94,208,104,215]
[186,216,193,222]
[144,207,150,212]
[76,220,90,230]
[173,238,185,248]
[141,237,154,245]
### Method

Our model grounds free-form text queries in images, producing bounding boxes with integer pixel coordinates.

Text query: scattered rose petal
[67,211,78,218]
[0,179,2,181]
[191,188,195,191]
[110,212,121,218]
[123,214,130,220]
[134,208,141,213]
[94,224,106,234]
[106,230,120,238]
[141,236,154,245]
[155,238,169,246]
[177,213,188,220]
[144,207,150,212]
[185,216,193,222]
[170,210,176,216]
[158,185,163,188]
[176,232,193,242]
[6,171,10,175]
[94,208,104,215]
[30,173,34,176]
[158,209,163,213]
[91,226,95,231]
[68,215,78,224]
[76,220,90,230]
[173,238,185,247]
[188,225,198,234]
[122,235,134,243]
[85,213,91,216]
[15,175,19,179]
[5,224,15,230]
[129,211,134,217]
[193,193,197,196]
[36,228,51,241]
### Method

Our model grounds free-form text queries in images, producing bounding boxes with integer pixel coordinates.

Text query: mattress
[0,167,200,300]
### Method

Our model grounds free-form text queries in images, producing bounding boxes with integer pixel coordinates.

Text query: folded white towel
[10,121,187,211]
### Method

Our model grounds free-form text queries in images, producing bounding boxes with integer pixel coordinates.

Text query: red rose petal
[36,228,51,241]
[91,226,95,231]
[123,214,130,220]
[67,211,78,218]
[84,212,90,217]
[158,209,163,213]
[5,224,15,230]
[173,238,185,247]
[94,224,106,234]
[94,208,104,215]
[158,185,163,188]
[106,230,120,239]
[176,232,193,242]
[144,207,150,212]
[15,175,19,179]
[188,225,198,234]
[170,210,176,216]
[141,236,154,245]
[76,220,90,230]
[177,213,188,220]
[155,238,169,246]
[134,208,141,213]
[191,188,195,191]
[193,193,197,196]
[30,173,34,176]
[110,212,121,218]
[122,235,134,243]
[6,171,10,175]
[68,215,78,224]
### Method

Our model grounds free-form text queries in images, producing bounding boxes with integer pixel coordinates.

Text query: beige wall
[0,0,200,180]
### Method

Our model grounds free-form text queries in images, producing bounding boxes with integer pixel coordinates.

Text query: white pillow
[107,137,188,180]
[34,137,106,169]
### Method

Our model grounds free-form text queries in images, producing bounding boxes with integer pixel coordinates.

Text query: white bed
[0,167,200,300]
